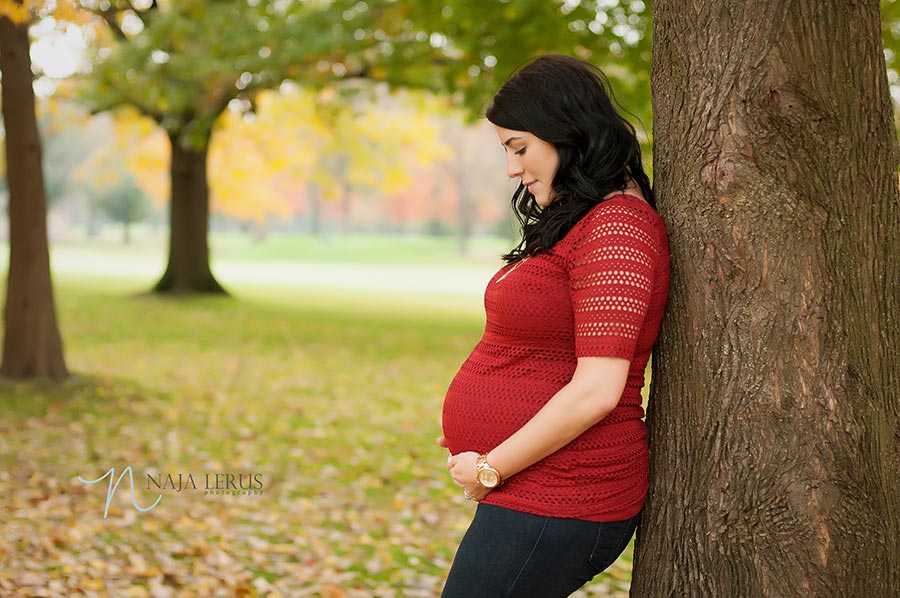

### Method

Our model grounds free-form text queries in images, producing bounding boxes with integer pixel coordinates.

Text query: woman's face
[493,125,560,207]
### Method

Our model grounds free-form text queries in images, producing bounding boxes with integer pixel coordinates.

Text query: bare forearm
[485,379,618,482]
[443,357,629,498]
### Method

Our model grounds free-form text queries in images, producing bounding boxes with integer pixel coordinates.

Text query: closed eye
[514,147,526,156]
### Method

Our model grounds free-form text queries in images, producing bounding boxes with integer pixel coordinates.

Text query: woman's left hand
[447,451,492,502]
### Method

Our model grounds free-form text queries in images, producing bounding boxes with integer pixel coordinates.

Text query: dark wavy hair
[485,54,655,263]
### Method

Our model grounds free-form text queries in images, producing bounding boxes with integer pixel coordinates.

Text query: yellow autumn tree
[76,104,298,230]
[72,106,169,207]
[320,86,452,198]
[0,0,83,24]
[246,84,452,232]
[75,84,454,236]
[207,102,301,227]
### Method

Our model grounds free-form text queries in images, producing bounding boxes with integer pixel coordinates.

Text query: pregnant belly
[441,371,565,455]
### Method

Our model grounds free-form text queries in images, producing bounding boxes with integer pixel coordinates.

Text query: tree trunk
[308,180,322,237]
[454,137,471,256]
[153,132,226,294]
[86,204,100,237]
[250,221,267,243]
[0,10,68,380]
[633,2,900,596]
[340,179,352,235]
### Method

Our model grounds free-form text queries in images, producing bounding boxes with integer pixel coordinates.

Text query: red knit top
[441,194,670,522]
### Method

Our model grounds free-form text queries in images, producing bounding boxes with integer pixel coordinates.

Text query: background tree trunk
[153,133,226,294]
[0,10,68,380]
[454,136,472,256]
[308,180,323,238]
[633,1,900,595]
[340,179,352,235]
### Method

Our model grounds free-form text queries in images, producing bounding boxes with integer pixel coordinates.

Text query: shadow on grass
[0,371,168,421]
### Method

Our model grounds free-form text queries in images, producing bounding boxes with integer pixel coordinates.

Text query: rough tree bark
[0,8,68,380]
[632,2,900,595]
[153,132,226,294]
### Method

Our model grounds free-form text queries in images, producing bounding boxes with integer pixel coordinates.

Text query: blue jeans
[441,503,641,598]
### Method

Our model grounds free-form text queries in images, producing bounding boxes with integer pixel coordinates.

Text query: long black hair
[485,54,655,263]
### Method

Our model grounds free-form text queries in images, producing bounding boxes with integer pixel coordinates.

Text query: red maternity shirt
[441,194,670,522]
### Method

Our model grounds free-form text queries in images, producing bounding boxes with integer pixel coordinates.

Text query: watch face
[478,469,500,488]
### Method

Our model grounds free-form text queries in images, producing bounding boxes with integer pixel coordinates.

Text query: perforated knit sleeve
[566,200,660,360]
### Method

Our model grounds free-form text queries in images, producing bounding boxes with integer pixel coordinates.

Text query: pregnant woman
[438,54,671,597]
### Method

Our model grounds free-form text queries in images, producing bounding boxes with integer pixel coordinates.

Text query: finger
[437,436,449,448]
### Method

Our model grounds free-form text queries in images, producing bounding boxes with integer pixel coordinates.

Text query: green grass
[0,272,637,597]
[207,231,512,265]
[14,226,517,266]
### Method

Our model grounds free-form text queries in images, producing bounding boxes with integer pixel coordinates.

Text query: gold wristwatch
[475,454,502,488]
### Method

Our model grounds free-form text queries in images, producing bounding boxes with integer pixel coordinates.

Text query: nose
[506,153,524,179]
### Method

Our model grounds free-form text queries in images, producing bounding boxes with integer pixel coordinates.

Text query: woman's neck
[604,179,646,203]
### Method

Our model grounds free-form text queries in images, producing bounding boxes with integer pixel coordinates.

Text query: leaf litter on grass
[0,282,633,597]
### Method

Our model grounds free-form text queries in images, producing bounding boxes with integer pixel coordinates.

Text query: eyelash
[514,148,526,156]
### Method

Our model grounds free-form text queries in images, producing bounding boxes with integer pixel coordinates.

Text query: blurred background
[2,1,900,597]
[0,0,655,304]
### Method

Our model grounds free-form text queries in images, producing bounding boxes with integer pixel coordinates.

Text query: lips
[523,180,537,191]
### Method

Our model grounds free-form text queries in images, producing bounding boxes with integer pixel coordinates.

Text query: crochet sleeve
[565,201,659,360]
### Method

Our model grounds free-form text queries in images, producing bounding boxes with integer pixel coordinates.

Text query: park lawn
[0,276,635,597]
[25,227,516,266]
[205,230,514,265]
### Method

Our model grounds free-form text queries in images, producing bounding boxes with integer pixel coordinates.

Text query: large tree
[632,1,900,595]
[83,0,297,293]
[0,0,69,379]
[83,0,650,294]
